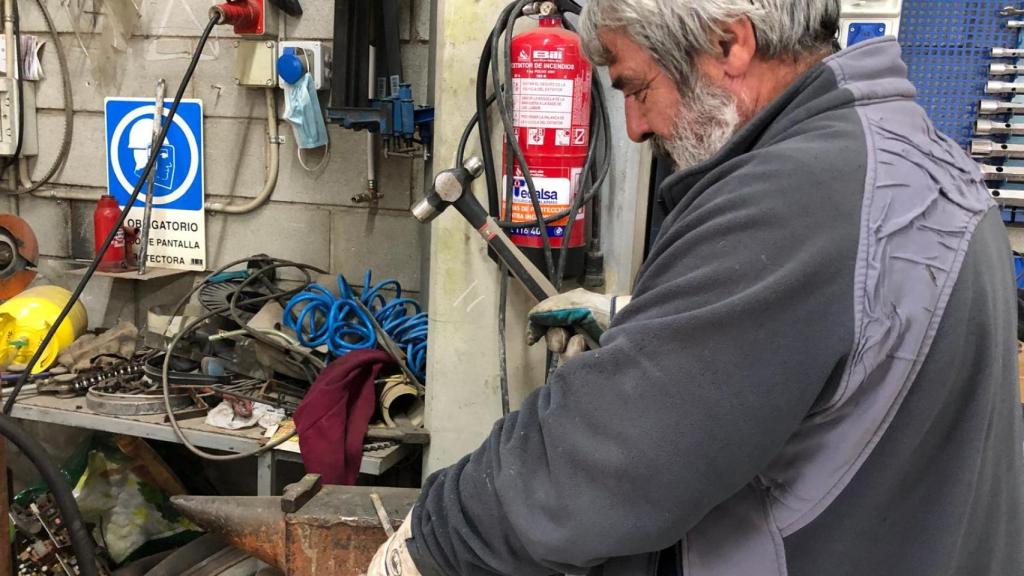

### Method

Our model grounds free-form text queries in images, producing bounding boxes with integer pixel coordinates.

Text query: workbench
[8,391,413,496]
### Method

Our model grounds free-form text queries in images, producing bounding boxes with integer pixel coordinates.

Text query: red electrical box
[216,0,277,36]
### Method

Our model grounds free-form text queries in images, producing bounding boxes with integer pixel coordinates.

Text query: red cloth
[294,349,395,485]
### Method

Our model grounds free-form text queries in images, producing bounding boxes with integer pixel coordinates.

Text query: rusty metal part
[365,426,430,445]
[370,492,394,538]
[172,484,419,576]
[363,440,399,453]
[113,435,188,497]
[86,387,192,416]
[281,474,322,513]
[0,214,38,300]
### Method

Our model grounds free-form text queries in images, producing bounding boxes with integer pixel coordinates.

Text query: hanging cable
[10,0,23,170]
[3,12,221,414]
[161,257,326,462]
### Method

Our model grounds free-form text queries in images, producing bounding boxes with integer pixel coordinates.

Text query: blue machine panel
[898,1,1019,147]
[847,22,889,47]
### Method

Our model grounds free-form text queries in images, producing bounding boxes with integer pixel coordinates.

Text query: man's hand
[367,511,420,576]
[527,288,630,361]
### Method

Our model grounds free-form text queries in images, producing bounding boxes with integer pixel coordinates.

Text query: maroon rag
[294,349,395,485]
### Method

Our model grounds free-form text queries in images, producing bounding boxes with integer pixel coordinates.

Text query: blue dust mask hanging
[282,68,330,171]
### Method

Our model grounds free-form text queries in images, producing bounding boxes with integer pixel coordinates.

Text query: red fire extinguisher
[93,195,137,273]
[503,13,592,279]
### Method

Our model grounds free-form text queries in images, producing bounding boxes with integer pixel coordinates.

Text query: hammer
[412,158,600,349]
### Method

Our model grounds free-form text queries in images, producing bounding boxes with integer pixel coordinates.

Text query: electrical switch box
[840,0,903,48]
[278,41,329,90]
[235,40,278,87]
[0,77,35,157]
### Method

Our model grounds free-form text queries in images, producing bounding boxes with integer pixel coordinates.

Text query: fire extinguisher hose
[3,12,221,412]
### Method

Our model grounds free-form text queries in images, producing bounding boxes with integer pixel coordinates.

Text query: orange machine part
[0,214,38,300]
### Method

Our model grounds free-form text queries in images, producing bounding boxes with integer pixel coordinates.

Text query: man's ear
[714,17,757,79]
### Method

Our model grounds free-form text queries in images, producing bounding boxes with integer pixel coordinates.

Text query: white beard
[652,75,741,171]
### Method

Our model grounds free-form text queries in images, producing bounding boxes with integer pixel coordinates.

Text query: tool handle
[455,194,601,349]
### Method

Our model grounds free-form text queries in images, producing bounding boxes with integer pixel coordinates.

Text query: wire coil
[283,271,429,381]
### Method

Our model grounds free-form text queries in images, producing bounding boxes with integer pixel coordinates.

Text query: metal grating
[898,0,1019,147]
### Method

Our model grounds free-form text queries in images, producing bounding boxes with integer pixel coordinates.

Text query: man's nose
[624,99,651,143]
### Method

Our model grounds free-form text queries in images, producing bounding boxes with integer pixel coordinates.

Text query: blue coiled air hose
[283,271,429,381]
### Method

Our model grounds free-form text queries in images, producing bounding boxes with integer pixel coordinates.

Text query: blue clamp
[327,83,435,145]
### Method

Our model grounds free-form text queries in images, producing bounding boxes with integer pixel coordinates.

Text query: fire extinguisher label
[513,78,575,129]
[502,171,586,244]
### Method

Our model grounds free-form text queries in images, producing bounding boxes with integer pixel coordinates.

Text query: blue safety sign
[105,98,203,210]
[104,98,206,271]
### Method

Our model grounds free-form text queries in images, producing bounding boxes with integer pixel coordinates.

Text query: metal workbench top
[7,391,411,494]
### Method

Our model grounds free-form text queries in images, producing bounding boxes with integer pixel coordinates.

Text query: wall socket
[278,41,329,90]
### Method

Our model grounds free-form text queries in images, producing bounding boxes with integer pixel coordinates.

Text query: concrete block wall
[17,0,433,310]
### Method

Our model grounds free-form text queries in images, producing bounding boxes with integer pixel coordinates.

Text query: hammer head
[411,157,485,223]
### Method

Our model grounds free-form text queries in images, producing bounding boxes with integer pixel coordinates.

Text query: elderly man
[370,1,1024,574]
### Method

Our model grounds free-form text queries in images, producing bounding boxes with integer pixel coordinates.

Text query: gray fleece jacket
[407,38,1024,576]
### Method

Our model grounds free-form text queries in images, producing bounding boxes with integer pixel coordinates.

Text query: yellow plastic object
[0,286,88,373]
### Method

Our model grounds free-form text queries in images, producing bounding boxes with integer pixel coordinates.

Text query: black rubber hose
[476,38,499,216]
[491,0,556,279]
[0,413,99,576]
[12,0,23,164]
[456,94,496,167]
[3,13,221,415]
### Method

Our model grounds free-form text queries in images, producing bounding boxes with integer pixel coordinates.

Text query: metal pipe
[980,164,1024,182]
[4,0,15,196]
[138,79,166,275]
[976,118,1024,135]
[985,80,1024,94]
[990,187,1024,206]
[22,156,100,200]
[971,139,1024,158]
[205,88,280,213]
[366,45,379,202]
[979,100,1024,115]
[990,63,1022,76]
[1001,5,1024,17]
[26,87,277,207]
[992,47,1024,58]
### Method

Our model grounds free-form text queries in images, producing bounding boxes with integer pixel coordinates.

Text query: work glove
[526,288,630,361]
[366,510,421,576]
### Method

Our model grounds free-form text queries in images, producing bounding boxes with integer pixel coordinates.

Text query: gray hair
[579,0,840,89]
